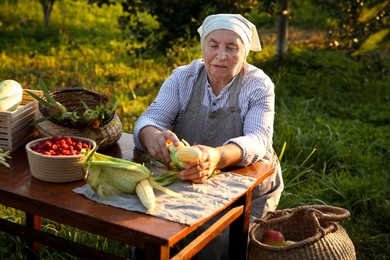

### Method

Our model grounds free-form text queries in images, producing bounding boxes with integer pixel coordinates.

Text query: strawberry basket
[248,205,356,260]
[33,88,122,150]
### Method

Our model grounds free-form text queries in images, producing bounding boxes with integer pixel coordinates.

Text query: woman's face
[202,29,246,87]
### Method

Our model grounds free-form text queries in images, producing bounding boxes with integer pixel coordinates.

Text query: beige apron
[172,66,284,260]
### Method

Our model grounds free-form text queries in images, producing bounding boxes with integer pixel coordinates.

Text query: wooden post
[26,213,42,259]
[276,0,289,61]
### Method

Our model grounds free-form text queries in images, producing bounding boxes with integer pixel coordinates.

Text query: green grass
[1,0,389,259]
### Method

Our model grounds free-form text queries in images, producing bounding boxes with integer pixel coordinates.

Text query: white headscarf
[197,13,262,55]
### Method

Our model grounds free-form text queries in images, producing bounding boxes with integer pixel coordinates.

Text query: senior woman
[133,13,283,259]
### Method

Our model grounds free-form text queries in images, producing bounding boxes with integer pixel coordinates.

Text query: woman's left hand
[178,145,221,183]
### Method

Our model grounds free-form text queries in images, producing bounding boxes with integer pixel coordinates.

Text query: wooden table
[0,133,275,260]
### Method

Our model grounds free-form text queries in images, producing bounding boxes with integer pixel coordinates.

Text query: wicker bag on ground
[248,205,356,260]
[34,88,122,150]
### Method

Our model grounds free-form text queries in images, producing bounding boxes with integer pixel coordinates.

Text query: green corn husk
[167,139,192,170]
[0,148,11,169]
[169,145,185,170]
[86,164,146,197]
[82,147,181,200]
[167,139,221,179]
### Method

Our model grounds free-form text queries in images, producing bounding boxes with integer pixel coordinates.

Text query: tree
[276,0,289,59]
[313,0,389,55]
[90,0,292,61]
[38,0,56,26]
[351,0,390,56]
[260,0,289,62]
[89,0,257,57]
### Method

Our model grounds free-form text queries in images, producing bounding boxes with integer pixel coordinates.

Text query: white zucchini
[0,79,23,111]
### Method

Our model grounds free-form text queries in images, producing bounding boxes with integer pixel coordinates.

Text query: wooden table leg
[25,213,41,259]
[144,241,171,260]
[172,206,244,260]
[229,189,253,260]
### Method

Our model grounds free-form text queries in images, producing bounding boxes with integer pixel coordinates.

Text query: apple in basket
[261,229,286,246]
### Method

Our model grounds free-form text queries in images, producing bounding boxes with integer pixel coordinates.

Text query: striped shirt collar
[206,74,237,99]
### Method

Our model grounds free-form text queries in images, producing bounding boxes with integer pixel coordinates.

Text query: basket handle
[257,205,350,228]
[304,205,350,222]
[261,204,350,222]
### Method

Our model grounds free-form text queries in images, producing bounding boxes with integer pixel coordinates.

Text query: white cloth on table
[73,172,256,226]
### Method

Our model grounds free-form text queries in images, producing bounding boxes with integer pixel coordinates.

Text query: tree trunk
[39,0,55,27]
[276,0,288,60]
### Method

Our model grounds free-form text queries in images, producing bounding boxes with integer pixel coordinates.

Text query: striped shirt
[133,59,275,166]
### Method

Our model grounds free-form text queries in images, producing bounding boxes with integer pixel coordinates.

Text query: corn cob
[167,139,201,170]
[167,139,221,179]
[175,146,202,162]
[136,179,155,213]
[83,147,180,213]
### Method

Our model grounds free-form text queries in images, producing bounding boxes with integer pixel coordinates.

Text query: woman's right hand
[140,127,180,164]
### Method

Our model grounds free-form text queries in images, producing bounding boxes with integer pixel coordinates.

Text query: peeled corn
[167,139,220,179]
[83,148,180,213]
[167,139,201,170]
[175,147,202,162]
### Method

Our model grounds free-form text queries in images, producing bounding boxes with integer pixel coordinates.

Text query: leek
[26,79,79,124]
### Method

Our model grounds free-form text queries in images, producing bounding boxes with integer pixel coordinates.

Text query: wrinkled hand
[142,129,180,164]
[179,145,221,183]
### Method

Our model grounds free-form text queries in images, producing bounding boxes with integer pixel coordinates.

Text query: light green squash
[0,79,23,111]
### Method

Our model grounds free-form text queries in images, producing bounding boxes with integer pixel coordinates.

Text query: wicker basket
[26,136,96,183]
[248,205,356,260]
[34,88,122,150]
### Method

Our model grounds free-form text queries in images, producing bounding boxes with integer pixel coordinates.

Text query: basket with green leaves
[26,80,122,150]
